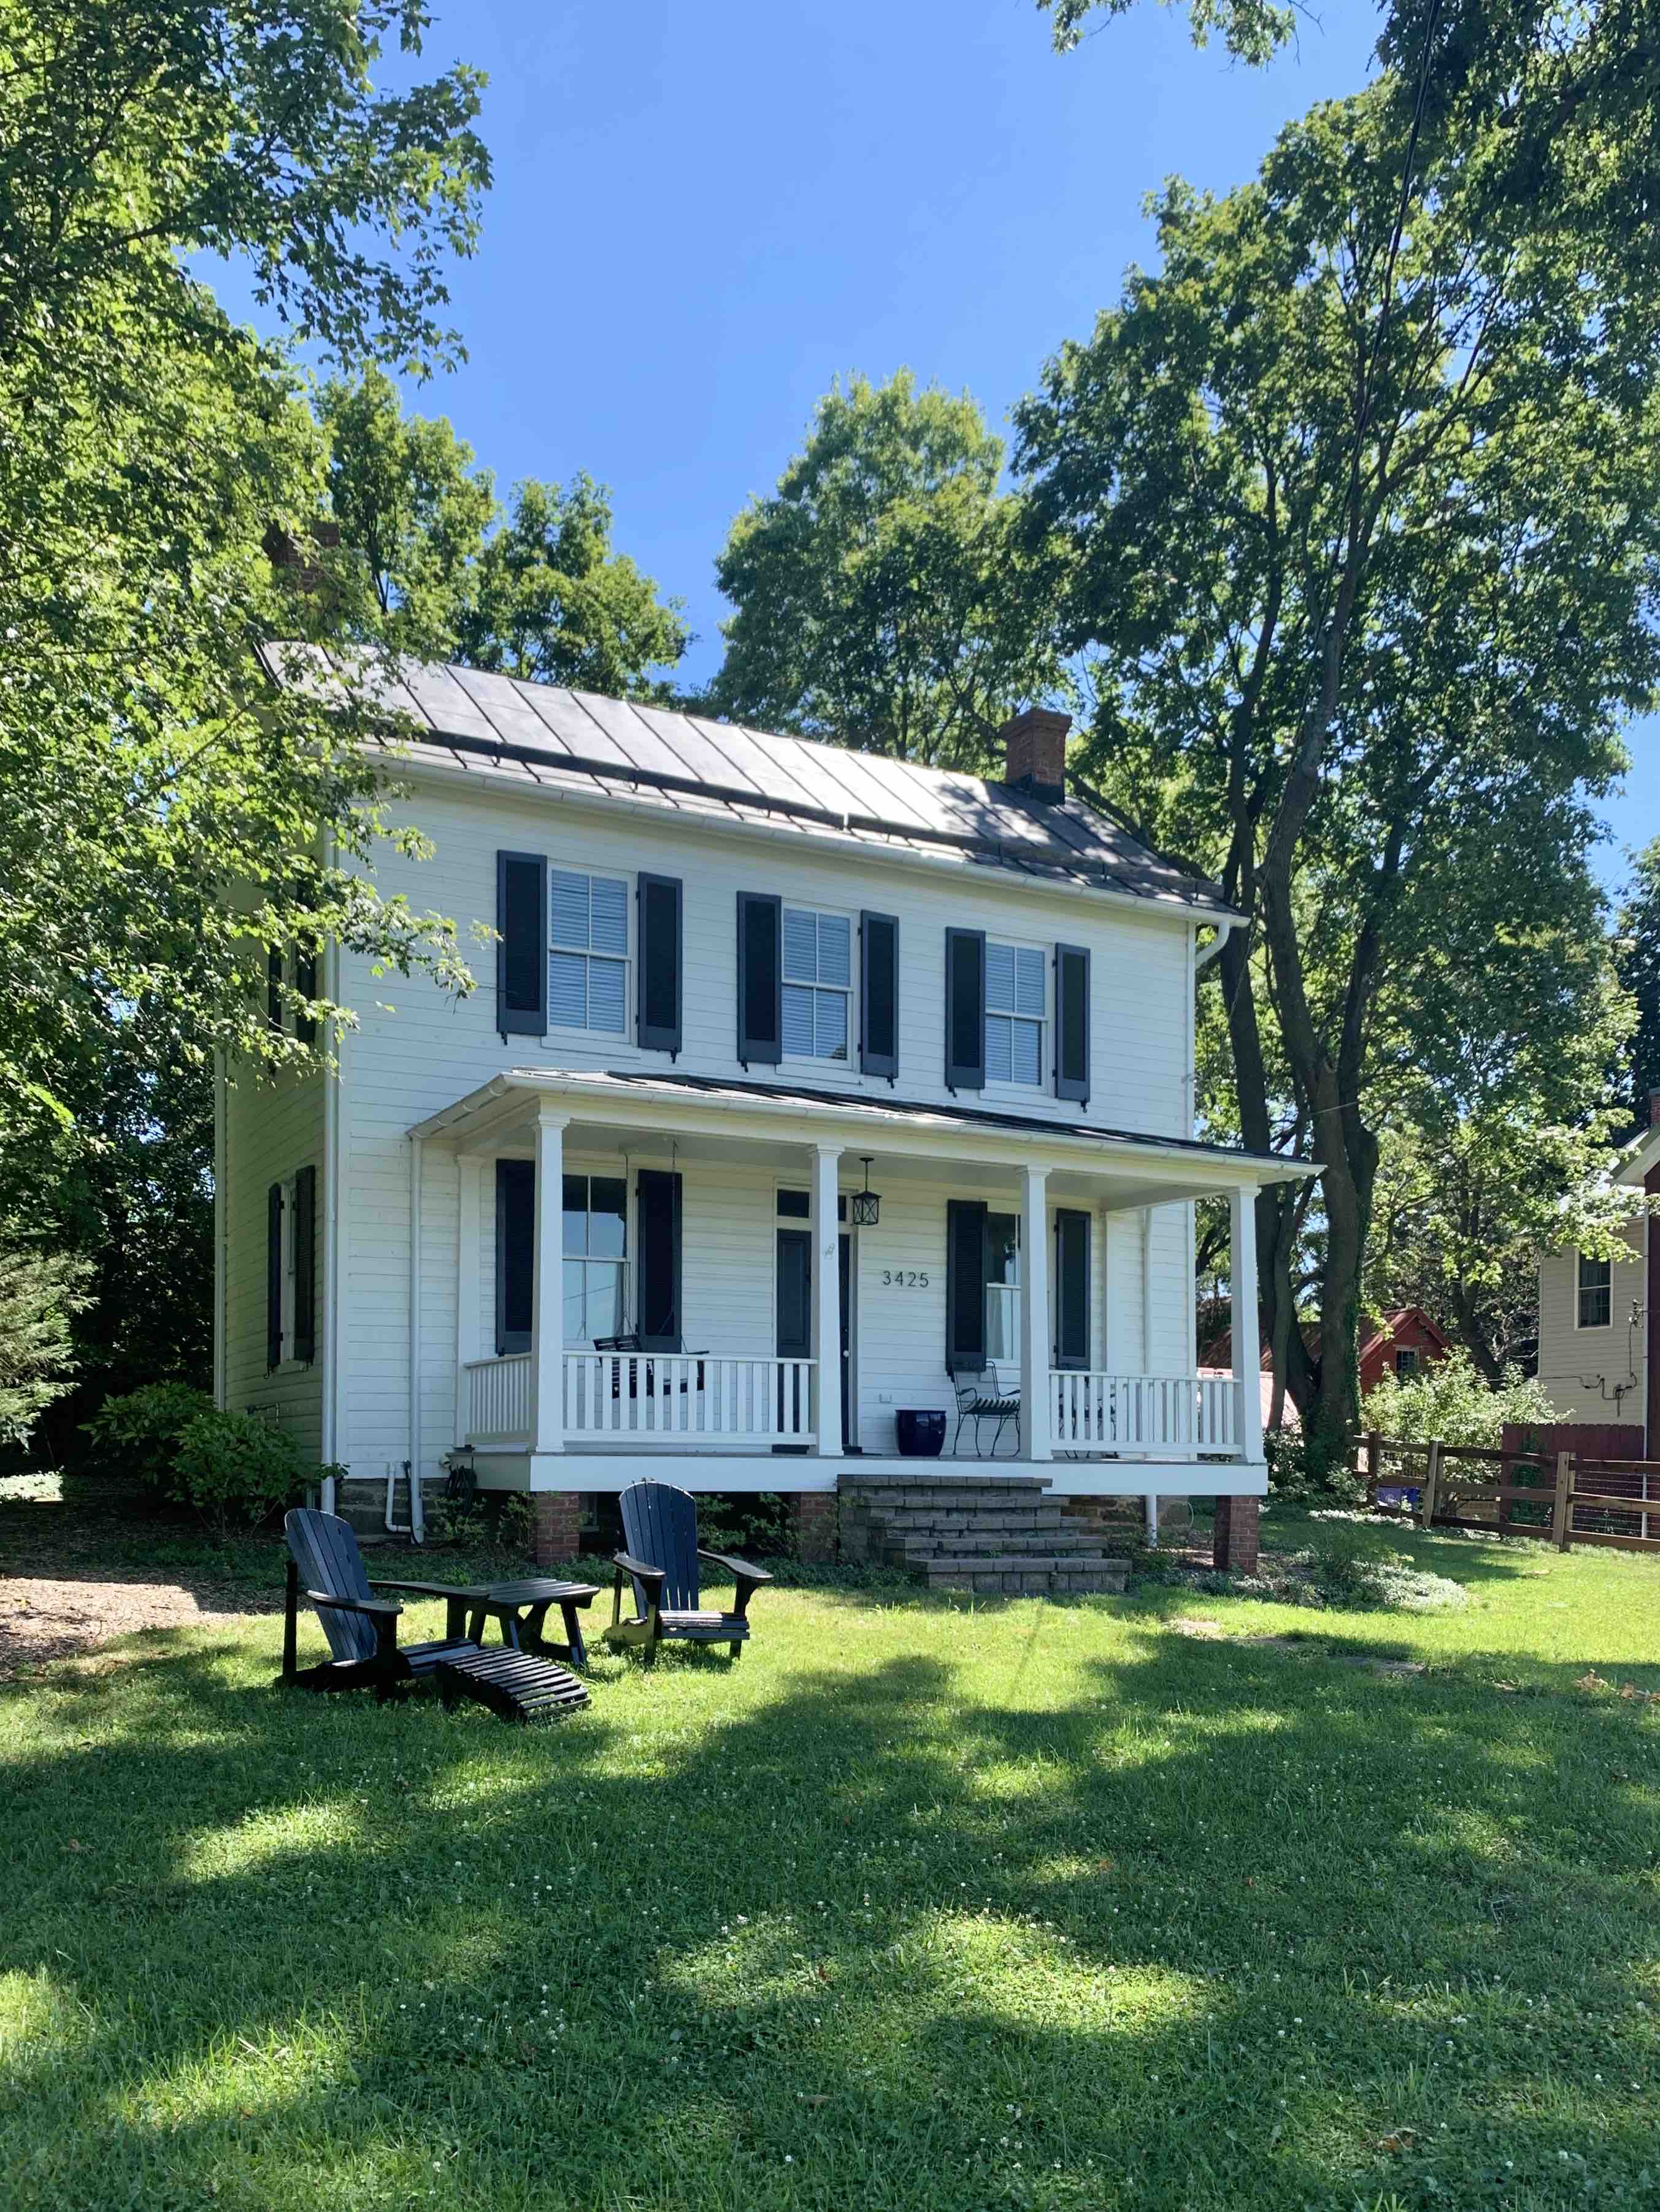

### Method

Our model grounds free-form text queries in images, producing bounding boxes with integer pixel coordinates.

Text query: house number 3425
[881,1269,929,1289]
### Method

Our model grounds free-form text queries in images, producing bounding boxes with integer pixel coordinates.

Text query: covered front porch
[404,1067,1296,1503]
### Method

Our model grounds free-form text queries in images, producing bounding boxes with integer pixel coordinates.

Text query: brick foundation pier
[1212,1495,1260,1576]
[532,1491,582,1569]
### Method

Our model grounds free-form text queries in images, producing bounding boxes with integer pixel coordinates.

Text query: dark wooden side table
[483,1578,602,1669]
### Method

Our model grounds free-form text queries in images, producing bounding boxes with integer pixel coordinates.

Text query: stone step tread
[912,1557,1133,1575]
[867,1515,1069,1535]
[899,1541,1123,1564]
[839,1473,1051,1492]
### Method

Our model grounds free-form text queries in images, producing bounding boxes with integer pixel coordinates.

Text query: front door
[775,1227,852,1443]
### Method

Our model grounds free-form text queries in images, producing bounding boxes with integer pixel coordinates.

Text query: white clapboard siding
[222,1064,325,1458]
[1535,1230,1647,1427]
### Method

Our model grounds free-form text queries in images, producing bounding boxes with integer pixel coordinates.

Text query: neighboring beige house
[1535,1101,1660,1451]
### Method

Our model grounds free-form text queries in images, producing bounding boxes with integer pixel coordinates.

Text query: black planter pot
[896,1408,946,1458]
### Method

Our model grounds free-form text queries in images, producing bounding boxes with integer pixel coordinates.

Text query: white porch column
[810,1142,843,1456]
[1020,1166,1052,1462]
[529,1110,568,1460]
[1231,1181,1264,1462]
[455,1153,482,1445]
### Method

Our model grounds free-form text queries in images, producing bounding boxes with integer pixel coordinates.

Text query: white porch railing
[1051,1370,1240,1456]
[466,1352,533,1443]
[463,1351,817,1447]
[564,1352,815,1443]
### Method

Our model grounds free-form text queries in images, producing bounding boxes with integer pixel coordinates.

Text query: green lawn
[2,1503,1658,2211]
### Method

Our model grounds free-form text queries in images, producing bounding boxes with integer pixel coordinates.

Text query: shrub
[697,1491,796,1558]
[1265,1427,1365,1507]
[1363,1353,1555,1451]
[171,1409,309,1532]
[82,1381,216,1489]
[0,1223,93,1448]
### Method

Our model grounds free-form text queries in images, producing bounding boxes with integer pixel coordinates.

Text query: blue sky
[213,0,1656,891]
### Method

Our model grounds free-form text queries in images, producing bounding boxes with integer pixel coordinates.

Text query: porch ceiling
[409,1066,1310,1208]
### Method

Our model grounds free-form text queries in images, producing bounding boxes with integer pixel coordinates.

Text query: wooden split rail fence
[1362,1433,1660,1554]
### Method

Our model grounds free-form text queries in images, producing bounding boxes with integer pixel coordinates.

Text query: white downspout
[406,1131,425,1542]
[1193,915,1240,974]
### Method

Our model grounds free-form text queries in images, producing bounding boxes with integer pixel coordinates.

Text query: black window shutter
[944,927,986,1091]
[1053,1208,1091,1369]
[495,1158,535,1354]
[266,947,284,1032]
[636,1169,683,1351]
[1055,943,1091,1104]
[294,938,318,1048]
[736,893,782,1067]
[860,910,899,1079]
[945,1199,988,1374]
[497,851,547,1037]
[265,1182,284,1370]
[293,1164,318,1364]
[637,873,683,1054]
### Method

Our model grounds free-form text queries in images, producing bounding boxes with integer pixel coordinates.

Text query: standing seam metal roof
[258,642,1237,918]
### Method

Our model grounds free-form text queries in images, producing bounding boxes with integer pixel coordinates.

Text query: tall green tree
[1016,84,1660,1457]
[0,5,491,1152]
[712,372,1061,769]
[455,475,690,699]
[317,367,498,656]
[318,374,688,694]
[1616,838,1660,1137]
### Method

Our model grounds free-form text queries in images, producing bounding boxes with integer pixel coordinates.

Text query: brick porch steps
[839,1472,1129,1597]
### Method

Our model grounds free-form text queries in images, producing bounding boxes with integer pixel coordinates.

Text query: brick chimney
[1649,1086,1660,1127]
[1001,707,1072,805]
[263,518,341,594]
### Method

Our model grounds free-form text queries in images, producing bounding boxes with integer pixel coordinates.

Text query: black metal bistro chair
[948,1362,1022,1457]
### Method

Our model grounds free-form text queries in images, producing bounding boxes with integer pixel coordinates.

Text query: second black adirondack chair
[280,1508,589,1720]
[603,1481,772,1665]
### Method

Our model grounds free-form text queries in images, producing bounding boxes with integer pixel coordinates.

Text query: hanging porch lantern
[850,1156,881,1228]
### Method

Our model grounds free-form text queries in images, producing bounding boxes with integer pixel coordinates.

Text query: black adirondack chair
[280,1508,588,1721]
[603,1481,772,1665]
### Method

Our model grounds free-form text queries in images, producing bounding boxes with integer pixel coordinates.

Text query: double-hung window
[1577,1251,1612,1329]
[985,942,1045,1087]
[563,1173,628,1342]
[549,869,629,1034]
[782,907,851,1062]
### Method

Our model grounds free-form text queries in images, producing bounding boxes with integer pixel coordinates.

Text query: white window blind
[782,908,851,1061]
[985,943,1045,1086]
[548,870,628,1034]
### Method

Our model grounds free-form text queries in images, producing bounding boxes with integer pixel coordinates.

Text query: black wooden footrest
[436,1648,590,1724]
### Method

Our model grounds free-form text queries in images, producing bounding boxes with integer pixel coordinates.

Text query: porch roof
[409,1066,1310,1200]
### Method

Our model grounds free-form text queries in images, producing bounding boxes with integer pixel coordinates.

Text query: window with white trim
[563,1173,628,1342]
[1577,1251,1612,1329]
[548,869,629,1034]
[782,907,851,1062]
[985,942,1046,1087]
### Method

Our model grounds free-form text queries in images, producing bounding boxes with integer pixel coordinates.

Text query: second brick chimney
[1001,706,1072,805]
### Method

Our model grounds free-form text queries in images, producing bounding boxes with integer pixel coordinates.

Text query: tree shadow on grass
[1,1605,1656,2211]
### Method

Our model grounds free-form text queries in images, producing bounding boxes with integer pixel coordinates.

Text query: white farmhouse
[217,650,1304,1573]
